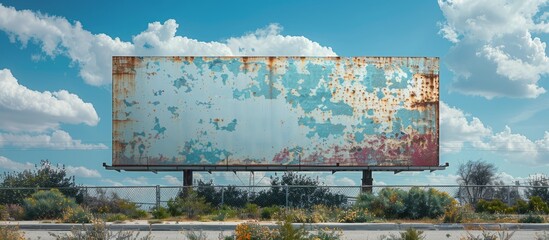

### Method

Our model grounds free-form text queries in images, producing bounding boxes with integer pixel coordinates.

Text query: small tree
[525,174,549,203]
[253,172,348,208]
[0,160,82,204]
[456,160,498,204]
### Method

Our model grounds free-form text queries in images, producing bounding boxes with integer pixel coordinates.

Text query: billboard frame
[108,56,446,177]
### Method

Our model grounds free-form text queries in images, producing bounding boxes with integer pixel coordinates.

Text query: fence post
[155,185,161,209]
[221,187,224,206]
[285,185,289,208]
[507,186,511,206]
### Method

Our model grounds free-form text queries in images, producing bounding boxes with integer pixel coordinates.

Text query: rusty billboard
[111,56,440,171]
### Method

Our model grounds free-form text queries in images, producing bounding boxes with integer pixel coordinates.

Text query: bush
[62,206,92,223]
[0,226,25,240]
[379,228,425,240]
[356,188,406,218]
[234,222,278,239]
[211,205,238,221]
[442,201,474,223]
[475,199,511,214]
[151,206,169,219]
[338,209,376,223]
[106,213,128,222]
[23,189,77,220]
[0,160,83,205]
[356,187,455,219]
[50,219,152,240]
[519,215,545,223]
[167,190,211,219]
[4,204,25,221]
[260,206,281,220]
[240,203,260,219]
[528,196,549,214]
[83,189,145,219]
[0,205,8,220]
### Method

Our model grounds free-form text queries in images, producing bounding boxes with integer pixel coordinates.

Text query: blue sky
[0,0,548,186]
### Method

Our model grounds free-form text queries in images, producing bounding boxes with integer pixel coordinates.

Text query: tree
[252,172,348,208]
[455,160,499,204]
[0,160,82,204]
[525,174,549,203]
[193,172,348,208]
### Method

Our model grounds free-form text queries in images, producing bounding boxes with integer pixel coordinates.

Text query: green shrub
[356,187,454,219]
[240,203,260,219]
[338,208,376,223]
[528,196,549,214]
[62,206,92,223]
[0,226,25,240]
[211,206,238,221]
[151,206,169,219]
[400,228,425,240]
[475,199,511,214]
[106,213,128,222]
[0,205,8,220]
[23,189,77,220]
[356,188,406,218]
[167,190,211,219]
[519,215,545,223]
[260,206,281,220]
[512,199,530,214]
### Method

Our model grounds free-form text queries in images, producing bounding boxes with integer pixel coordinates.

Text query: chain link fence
[1,185,548,210]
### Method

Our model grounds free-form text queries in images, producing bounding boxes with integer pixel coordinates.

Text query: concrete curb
[2,221,549,231]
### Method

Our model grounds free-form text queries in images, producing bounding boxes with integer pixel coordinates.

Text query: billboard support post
[361,170,373,193]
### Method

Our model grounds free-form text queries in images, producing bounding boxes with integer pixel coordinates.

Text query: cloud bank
[0,4,336,86]
[438,0,549,99]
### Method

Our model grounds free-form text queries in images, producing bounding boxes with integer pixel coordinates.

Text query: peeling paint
[112,57,439,168]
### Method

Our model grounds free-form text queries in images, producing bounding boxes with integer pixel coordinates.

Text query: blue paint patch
[365,65,386,89]
[152,101,160,106]
[178,139,231,164]
[123,100,136,107]
[153,90,164,96]
[221,74,229,84]
[168,106,179,117]
[152,117,166,135]
[210,119,238,132]
[298,117,345,138]
[173,76,192,92]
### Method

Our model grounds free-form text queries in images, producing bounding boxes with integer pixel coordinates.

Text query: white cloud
[100,179,123,186]
[425,173,460,185]
[0,155,100,178]
[123,176,148,185]
[441,101,549,165]
[0,69,99,132]
[440,101,491,153]
[65,166,101,178]
[0,130,107,150]
[162,175,180,185]
[438,0,549,99]
[0,5,336,86]
[0,156,33,171]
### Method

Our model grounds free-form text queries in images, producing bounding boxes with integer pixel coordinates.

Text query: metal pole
[361,170,373,193]
[285,185,289,208]
[155,185,161,209]
[221,187,225,206]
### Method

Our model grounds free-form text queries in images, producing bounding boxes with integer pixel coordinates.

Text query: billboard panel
[112,57,439,170]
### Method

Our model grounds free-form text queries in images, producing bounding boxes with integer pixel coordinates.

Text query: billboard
[112,57,439,171]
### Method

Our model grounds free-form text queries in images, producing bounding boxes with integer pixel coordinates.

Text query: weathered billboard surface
[113,57,439,171]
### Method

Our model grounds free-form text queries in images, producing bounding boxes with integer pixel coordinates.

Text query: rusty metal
[111,57,440,171]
